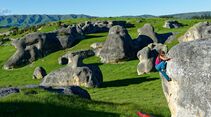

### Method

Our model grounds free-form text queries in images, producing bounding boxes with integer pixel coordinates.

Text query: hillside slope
[160,11,211,19]
[0,14,94,27]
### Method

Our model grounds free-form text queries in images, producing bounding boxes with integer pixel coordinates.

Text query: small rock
[33,66,47,79]
[0,87,20,98]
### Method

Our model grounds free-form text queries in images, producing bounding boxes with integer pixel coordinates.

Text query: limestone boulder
[41,55,103,88]
[58,49,95,65]
[33,66,47,79]
[163,20,183,29]
[98,25,134,63]
[137,23,158,43]
[134,23,174,50]
[179,22,211,42]
[162,38,211,117]
[137,43,167,75]
[41,86,91,99]
[0,87,20,98]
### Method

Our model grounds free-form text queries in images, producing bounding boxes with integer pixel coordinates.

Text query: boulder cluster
[91,24,173,75]
[4,20,133,70]
[77,20,134,34]
[4,25,85,70]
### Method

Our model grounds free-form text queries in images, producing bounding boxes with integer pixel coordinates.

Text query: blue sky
[0,0,211,16]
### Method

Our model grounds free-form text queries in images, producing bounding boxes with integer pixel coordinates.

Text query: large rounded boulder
[98,25,134,63]
[163,20,183,29]
[137,23,158,43]
[40,55,103,88]
[179,22,211,42]
[162,38,211,117]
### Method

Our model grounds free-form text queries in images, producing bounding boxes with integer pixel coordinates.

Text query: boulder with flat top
[41,55,103,88]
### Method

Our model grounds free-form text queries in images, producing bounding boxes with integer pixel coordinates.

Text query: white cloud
[0,9,11,15]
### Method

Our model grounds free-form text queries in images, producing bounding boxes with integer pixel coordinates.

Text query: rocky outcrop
[4,25,85,70]
[33,66,47,79]
[96,24,173,64]
[179,22,211,42]
[163,20,183,29]
[98,25,134,63]
[137,43,167,75]
[58,49,95,65]
[137,23,158,43]
[41,55,103,88]
[0,87,20,98]
[41,86,91,99]
[78,20,134,34]
[162,38,211,117]
[134,23,174,48]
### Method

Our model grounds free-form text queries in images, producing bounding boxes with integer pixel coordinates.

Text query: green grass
[0,28,9,33]
[0,18,211,117]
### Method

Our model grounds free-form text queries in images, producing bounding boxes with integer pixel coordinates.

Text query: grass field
[0,18,210,117]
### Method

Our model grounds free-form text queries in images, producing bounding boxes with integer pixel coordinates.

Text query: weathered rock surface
[96,24,173,64]
[98,25,134,63]
[162,38,211,117]
[0,87,20,98]
[90,42,104,56]
[58,49,95,65]
[41,55,103,88]
[4,25,85,70]
[137,43,167,75]
[163,20,183,29]
[41,86,91,99]
[137,23,158,43]
[33,66,47,79]
[135,23,174,47]
[179,22,211,42]
[90,42,104,49]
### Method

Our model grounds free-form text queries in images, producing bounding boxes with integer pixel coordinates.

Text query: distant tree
[191,15,211,19]
[57,21,62,27]
[30,26,37,32]
[160,15,174,18]
[9,26,19,35]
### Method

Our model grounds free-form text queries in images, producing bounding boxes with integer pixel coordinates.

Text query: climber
[155,50,172,81]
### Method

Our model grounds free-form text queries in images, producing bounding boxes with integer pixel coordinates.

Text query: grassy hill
[0,17,210,117]
[160,11,211,19]
[0,14,94,27]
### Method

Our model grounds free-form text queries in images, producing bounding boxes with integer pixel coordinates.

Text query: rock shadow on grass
[0,101,120,117]
[102,77,159,88]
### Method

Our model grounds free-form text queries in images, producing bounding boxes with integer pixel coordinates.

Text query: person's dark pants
[155,61,171,81]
